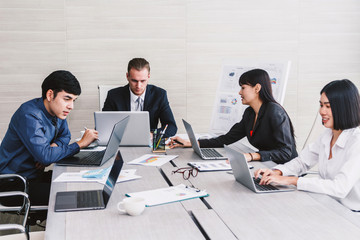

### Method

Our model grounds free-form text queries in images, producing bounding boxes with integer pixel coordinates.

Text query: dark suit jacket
[102,84,177,138]
[199,102,298,164]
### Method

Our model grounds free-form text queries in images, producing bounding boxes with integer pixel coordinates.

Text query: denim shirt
[0,98,80,179]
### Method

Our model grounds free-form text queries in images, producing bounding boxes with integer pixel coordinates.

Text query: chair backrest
[302,111,325,150]
[98,85,120,111]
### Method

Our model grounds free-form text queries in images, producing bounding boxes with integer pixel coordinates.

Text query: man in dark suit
[102,58,177,138]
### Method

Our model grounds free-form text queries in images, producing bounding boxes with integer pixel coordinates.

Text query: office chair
[0,174,48,230]
[98,85,120,111]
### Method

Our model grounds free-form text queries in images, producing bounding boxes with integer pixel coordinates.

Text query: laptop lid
[94,111,150,146]
[100,116,129,164]
[102,150,124,206]
[57,116,129,166]
[225,145,294,193]
[54,150,124,212]
[225,145,257,191]
[182,119,204,157]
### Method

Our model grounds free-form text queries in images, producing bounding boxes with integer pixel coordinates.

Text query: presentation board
[210,60,291,135]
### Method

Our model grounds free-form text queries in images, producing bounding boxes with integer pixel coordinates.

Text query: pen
[173,139,184,145]
[161,124,168,135]
[153,129,157,150]
[155,124,168,149]
[84,127,88,130]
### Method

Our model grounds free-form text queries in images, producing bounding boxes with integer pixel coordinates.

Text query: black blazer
[102,84,177,138]
[199,102,297,164]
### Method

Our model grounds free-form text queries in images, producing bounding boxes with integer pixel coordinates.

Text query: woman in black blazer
[170,69,297,164]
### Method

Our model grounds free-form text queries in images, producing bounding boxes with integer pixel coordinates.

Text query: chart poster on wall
[210,61,291,135]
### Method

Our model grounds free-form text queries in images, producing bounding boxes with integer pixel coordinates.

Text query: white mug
[117,197,145,216]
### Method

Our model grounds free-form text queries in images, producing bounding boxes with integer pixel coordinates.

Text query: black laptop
[57,116,129,166]
[54,150,124,212]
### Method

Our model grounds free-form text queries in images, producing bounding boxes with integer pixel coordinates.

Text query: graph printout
[127,154,178,167]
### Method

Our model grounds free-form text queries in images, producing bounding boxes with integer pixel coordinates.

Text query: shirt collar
[36,97,54,120]
[335,128,357,148]
[321,128,357,149]
[129,87,146,103]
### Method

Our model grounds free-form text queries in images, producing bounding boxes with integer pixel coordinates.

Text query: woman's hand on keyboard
[255,168,298,186]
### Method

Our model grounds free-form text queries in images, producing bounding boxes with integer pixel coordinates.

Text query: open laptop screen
[103,150,124,205]
[94,111,150,146]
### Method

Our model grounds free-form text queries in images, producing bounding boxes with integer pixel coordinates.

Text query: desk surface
[45,147,360,240]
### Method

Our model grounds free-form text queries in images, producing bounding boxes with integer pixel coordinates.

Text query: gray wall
[0,0,359,149]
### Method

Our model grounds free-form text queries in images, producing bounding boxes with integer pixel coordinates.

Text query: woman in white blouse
[255,79,360,211]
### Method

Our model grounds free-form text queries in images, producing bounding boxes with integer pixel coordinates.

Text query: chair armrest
[0,223,26,233]
[0,224,29,240]
[0,191,29,199]
[0,191,31,227]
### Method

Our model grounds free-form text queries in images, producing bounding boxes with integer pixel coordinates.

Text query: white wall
[0,0,359,149]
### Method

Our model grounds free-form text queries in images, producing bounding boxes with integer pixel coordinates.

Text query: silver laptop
[182,119,226,160]
[54,150,124,212]
[225,145,295,193]
[57,117,129,166]
[94,111,150,146]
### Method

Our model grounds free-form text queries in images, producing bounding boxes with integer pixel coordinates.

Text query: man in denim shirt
[0,70,98,208]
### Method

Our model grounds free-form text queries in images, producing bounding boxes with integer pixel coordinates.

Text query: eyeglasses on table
[172,167,198,180]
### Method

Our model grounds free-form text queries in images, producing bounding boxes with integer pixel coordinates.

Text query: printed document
[126,184,209,207]
[127,154,178,167]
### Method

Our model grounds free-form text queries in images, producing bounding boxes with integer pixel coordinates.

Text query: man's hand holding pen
[77,127,98,149]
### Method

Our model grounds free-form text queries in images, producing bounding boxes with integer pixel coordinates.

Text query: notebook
[182,119,226,160]
[224,145,295,193]
[94,111,150,146]
[57,116,129,166]
[54,150,124,212]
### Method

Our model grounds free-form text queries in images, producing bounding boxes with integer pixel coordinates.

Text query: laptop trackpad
[55,192,77,210]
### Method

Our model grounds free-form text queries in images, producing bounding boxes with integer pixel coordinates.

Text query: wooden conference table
[45,146,360,240]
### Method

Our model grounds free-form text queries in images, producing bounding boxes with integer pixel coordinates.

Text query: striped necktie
[135,97,142,111]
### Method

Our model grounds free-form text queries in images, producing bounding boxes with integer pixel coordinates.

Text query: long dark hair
[320,79,360,130]
[239,69,296,140]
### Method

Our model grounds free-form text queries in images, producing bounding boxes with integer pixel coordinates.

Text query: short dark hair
[239,69,296,140]
[41,70,81,99]
[320,79,360,130]
[127,58,150,73]
[239,69,276,104]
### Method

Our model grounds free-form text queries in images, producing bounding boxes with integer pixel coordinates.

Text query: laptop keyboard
[253,177,279,191]
[77,190,102,208]
[201,148,224,158]
[76,151,105,165]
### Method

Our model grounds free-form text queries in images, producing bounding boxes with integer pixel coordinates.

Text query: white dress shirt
[130,88,146,111]
[275,127,360,211]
